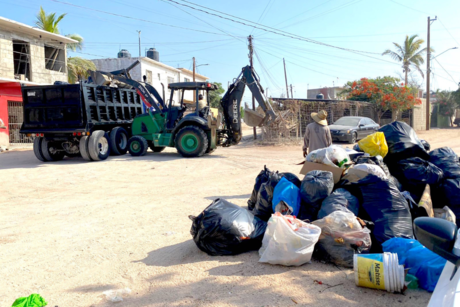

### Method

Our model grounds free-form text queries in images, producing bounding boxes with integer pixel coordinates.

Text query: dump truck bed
[20,83,144,134]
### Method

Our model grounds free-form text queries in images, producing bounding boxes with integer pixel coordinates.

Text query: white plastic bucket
[354,253,405,292]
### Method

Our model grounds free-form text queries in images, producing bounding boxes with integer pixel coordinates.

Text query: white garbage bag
[353,163,387,179]
[259,213,321,266]
[306,145,351,169]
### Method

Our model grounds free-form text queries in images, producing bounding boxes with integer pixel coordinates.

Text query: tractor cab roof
[168,82,217,91]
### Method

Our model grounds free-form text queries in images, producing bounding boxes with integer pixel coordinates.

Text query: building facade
[0,17,75,148]
[91,57,209,106]
[307,87,346,100]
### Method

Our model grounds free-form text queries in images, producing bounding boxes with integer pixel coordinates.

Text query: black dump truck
[20,82,144,162]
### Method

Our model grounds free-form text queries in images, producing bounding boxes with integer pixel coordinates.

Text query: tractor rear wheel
[128,136,148,156]
[175,126,208,158]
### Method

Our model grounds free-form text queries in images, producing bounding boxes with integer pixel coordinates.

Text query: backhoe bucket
[243,108,266,127]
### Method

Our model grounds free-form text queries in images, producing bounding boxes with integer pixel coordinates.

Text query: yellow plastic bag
[358,132,388,158]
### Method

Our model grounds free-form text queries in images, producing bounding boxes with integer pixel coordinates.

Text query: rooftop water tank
[117,49,131,58]
[146,48,159,62]
[316,93,324,99]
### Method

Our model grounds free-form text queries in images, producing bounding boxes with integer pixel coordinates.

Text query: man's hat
[311,110,328,126]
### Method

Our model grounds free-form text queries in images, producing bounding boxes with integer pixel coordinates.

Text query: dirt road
[1,129,459,307]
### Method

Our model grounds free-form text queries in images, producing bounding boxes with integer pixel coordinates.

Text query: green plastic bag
[11,294,47,307]
[358,132,388,158]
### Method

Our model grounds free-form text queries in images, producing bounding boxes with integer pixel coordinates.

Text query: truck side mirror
[414,217,460,265]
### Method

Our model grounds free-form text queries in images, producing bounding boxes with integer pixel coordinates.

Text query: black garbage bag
[420,139,431,152]
[342,174,414,252]
[353,143,363,152]
[279,172,301,188]
[431,178,460,227]
[299,170,334,221]
[355,155,402,190]
[317,188,360,219]
[190,198,267,256]
[248,166,272,211]
[429,147,460,179]
[390,157,444,203]
[378,121,429,164]
[253,171,283,221]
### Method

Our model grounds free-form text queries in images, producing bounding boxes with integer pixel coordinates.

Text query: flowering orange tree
[341,76,422,124]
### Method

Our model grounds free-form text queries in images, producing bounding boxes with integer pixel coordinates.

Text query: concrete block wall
[412,98,427,131]
[0,29,68,84]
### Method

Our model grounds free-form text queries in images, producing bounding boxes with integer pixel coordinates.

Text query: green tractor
[91,61,277,158]
[128,82,221,157]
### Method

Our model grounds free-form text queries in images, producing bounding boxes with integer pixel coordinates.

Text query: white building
[307,87,346,99]
[91,56,209,106]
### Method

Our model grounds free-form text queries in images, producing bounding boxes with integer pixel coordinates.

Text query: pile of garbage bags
[189,121,460,292]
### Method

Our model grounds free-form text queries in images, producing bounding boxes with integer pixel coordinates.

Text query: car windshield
[333,118,360,127]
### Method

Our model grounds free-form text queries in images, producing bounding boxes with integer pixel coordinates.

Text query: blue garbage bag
[272,177,301,217]
[382,237,447,291]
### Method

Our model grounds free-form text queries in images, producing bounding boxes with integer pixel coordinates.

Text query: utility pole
[193,57,196,104]
[283,58,289,98]
[137,30,141,57]
[248,35,256,140]
[426,16,436,131]
[290,84,294,99]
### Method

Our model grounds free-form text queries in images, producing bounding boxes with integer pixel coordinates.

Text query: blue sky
[1,0,459,100]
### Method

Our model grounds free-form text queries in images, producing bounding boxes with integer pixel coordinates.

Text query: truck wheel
[149,144,166,153]
[128,136,148,156]
[88,130,110,161]
[33,137,47,162]
[41,139,65,161]
[79,136,93,161]
[175,126,208,158]
[110,127,129,155]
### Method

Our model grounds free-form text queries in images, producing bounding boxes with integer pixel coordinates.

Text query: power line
[433,58,458,85]
[389,0,431,15]
[84,39,234,46]
[48,0,240,37]
[439,19,460,47]
[163,0,381,55]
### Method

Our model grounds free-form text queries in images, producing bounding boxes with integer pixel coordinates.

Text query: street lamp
[432,47,458,60]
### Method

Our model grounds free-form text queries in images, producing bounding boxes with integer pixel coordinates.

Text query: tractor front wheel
[128,136,148,156]
[175,126,208,158]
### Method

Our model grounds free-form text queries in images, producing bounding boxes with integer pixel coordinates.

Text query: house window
[167,77,174,84]
[44,46,65,72]
[146,70,153,84]
[12,40,31,81]
[184,77,190,82]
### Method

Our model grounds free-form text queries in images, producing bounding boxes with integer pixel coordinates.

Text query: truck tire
[175,126,208,158]
[128,136,148,156]
[33,137,47,162]
[149,144,166,153]
[79,136,93,161]
[41,139,65,161]
[110,127,129,155]
[88,130,110,161]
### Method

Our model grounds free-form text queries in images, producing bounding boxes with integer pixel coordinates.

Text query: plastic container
[354,253,405,292]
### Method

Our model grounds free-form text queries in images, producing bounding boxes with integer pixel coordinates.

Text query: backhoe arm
[220,65,277,146]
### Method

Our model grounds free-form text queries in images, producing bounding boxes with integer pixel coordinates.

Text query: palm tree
[382,35,430,85]
[67,57,96,84]
[35,7,92,82]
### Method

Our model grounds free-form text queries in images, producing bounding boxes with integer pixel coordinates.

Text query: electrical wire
[439,19,460,47]
[388,0,431,15]
[250,0,275,35]
[48,0,241,37]
[433,58,459,85]
[163,0,381,55]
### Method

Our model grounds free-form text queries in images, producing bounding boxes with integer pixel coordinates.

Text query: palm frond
[67,57,96,83]
[66,34,83,51]
[382,50,402,62]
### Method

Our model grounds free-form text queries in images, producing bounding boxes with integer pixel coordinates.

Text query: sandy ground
[1,128,460,307]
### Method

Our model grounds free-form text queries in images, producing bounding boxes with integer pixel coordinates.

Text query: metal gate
[7,101,32,144]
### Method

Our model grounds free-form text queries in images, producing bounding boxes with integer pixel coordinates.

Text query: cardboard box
[299,161,344,184]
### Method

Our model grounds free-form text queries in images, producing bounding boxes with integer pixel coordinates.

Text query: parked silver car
[329,116,379,144]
